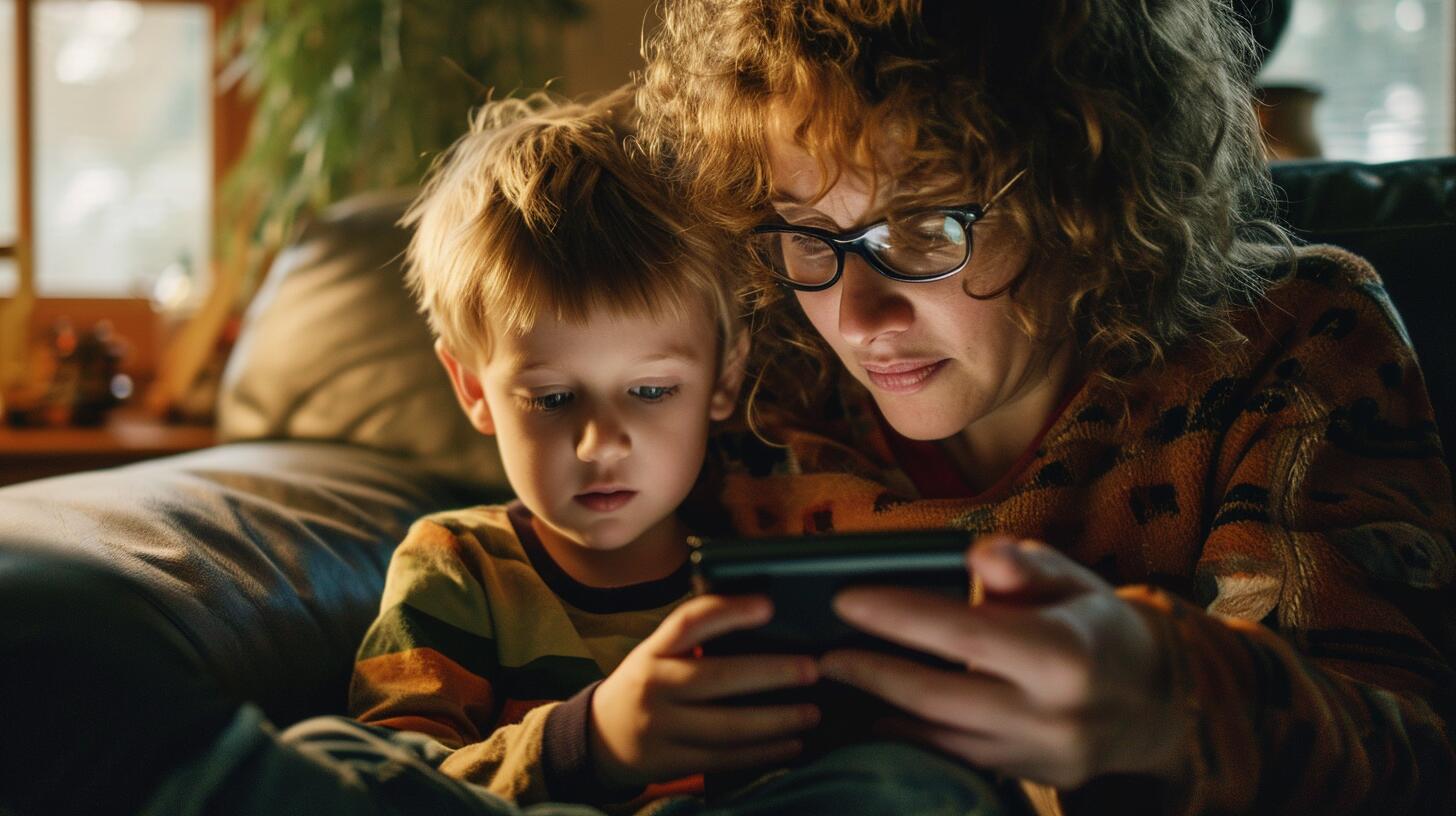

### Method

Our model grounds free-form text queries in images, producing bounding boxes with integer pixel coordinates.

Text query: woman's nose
[576,411,631,464]
[836,254,913,348]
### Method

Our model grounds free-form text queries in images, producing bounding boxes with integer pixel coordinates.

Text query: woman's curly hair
[638,0,1293,426]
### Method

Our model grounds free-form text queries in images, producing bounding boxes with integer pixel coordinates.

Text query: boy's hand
[589,594,821,788]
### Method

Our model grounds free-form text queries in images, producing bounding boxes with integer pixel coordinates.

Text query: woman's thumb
[969,535,1100,603]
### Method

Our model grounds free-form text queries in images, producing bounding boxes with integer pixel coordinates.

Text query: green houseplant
[149,0,583,415]
[219,0,585,267]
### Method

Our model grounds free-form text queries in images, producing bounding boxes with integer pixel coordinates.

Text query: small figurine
[70,320,132,426]
[2,318,132,427]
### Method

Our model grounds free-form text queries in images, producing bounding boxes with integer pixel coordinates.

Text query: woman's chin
[873,398,972,442]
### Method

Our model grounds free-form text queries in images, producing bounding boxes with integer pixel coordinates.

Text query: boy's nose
[577,414,631,463]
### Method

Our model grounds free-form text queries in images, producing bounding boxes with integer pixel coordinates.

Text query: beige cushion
[217,190,507,491]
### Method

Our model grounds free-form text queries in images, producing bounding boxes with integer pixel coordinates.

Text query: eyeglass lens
[750,211,970,286]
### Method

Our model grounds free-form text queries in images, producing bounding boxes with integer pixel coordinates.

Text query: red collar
[872,378,1087,501]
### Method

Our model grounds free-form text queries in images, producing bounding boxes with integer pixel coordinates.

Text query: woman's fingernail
[985,536,1026,564]
[973,534,1011,557]
[833,590,865,619]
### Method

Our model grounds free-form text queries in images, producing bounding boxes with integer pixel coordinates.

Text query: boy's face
[439,305,743,552]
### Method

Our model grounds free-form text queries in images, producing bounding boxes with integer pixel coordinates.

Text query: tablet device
[687,529,974,792]
[687,529,973,665]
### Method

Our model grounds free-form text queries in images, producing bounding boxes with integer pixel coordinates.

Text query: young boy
[345,89,821,809]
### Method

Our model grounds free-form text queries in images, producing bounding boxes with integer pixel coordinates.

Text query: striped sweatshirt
[348,502,693,806]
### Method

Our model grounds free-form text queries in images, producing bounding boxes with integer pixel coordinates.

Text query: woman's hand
[819,536,1189,790]
[589,594,821,789]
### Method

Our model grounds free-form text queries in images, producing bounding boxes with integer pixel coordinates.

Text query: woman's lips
[574,490,637,512]
[863,359,948,394]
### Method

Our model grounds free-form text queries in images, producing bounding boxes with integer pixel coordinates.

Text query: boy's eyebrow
[635,345,703,365]
[511,345,704,374]
[515,362,561,373]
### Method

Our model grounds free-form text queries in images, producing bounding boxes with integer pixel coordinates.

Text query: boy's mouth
[574,490,637,513]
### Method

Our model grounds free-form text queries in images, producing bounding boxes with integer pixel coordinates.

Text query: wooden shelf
[0,409,214,486]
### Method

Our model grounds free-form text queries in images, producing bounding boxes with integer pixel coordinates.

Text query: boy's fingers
[660,654,817,701]
[669,702,821,747]
[648,594,772,656]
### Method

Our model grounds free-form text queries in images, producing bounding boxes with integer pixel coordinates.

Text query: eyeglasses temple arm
[984,168,1027,212]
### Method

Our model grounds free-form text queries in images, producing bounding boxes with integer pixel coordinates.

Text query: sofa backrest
[217,190,508,492]
[1270,157,1456,480]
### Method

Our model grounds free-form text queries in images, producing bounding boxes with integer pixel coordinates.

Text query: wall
[561,0,656,97]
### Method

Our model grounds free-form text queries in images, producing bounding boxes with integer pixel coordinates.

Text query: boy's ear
[435,339,496,436]
[709,329,751,422]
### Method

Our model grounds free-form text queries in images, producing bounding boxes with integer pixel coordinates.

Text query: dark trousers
[140,705,1007,816]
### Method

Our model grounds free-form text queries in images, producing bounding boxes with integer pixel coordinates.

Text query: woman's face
[766,130,1055,443]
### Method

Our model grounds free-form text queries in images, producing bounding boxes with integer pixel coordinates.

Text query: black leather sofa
[1,159,1453,815]
[1271,158,1456,469]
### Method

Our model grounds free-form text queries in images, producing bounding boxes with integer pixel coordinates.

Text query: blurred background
[0,0,651,447]
[0,0,1451,477]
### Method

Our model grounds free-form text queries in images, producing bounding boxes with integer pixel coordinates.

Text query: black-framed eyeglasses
[749,169,1026,292]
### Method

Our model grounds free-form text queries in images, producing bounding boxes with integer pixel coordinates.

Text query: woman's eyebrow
[769,196,895,231]
[768,194,840,222]
[768,187,811,206]
[774,183,809,202]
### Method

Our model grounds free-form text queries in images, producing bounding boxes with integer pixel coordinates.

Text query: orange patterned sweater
[713,246,1455,814]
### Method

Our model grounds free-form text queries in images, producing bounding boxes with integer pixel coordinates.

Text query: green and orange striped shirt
[348,502,693,805]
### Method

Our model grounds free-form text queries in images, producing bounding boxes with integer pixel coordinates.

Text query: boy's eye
[524,392,574,412]
[629,384,679,402]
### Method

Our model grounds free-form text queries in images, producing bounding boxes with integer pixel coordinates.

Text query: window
[1,0,212,300]
[1,1,17,295]
[1259,0,1456,161]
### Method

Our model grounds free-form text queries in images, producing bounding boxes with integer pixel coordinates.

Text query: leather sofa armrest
[0,441,501,814]
[0,551,237,816]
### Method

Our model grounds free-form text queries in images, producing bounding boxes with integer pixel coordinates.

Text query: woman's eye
[524,392,573,412]
[629,384,679,402]
[787,235,832,257]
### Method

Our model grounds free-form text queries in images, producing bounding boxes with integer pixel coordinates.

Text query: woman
[639,0,1455,813]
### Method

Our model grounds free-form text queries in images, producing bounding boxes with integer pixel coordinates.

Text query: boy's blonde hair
[404,86,738,368]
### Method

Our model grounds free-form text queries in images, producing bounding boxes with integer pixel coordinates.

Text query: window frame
[2,0,247,388]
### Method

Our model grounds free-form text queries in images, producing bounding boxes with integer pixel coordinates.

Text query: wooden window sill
[0,409,214,487]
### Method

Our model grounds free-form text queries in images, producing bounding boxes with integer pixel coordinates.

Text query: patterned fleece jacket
[710,246,1455,815]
